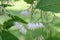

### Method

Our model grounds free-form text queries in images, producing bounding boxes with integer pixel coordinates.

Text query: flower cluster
[27,22,44,30]
[14,22,27,34]
[20,10,31,16]
[14,22,44,34]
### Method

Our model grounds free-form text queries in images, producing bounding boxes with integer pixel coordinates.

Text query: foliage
[0,0,14,7]
[1,4,13,7]
[2,14,28,29]
[24,0,35,4]
[36,0,60,13]
[13,16,28,24]
[3,19,14,29]
[14,0,20,1]
[0,30,18,40]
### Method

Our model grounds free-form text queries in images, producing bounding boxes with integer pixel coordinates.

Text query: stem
[51,12,56,23]
[30,31,33,40]
[30,4,34,22]
[41,10,43,23]
[30,4,34,40]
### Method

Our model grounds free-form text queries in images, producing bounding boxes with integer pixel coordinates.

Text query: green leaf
[8,14,28,24]
[24,0,35,4]
[13,16,28,24]
[3,19,14,29]
[0,30,18,40]
[2,15,27,30]
[3,14,28,29]
[36,0,60,13]
[1,4,13,8]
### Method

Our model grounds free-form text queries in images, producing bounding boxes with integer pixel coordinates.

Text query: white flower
[27,22,37,30]
[35,23,44,28]
[20,10,31,16]
[14,22,27,34]
[38,23,44,28]
[27,22,44,30]
[27,23,34,30]
[20,27,27,34]
[35,23,39,27]
[32,23,37,29]
[14,22,23,29]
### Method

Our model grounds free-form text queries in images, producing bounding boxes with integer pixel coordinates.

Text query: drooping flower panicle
[14,22,27,34]
[27,22,44,30]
